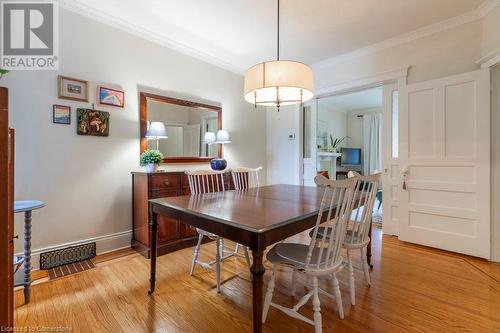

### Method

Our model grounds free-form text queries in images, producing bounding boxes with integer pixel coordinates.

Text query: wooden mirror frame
[140,92,222,163]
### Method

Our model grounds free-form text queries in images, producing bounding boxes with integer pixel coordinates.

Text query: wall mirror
[139,92,222,163]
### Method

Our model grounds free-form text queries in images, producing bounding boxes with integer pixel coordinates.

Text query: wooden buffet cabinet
[131,171,233,258]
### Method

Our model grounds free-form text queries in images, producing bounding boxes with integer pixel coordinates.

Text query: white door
[398,70,490,258]
[381,83,400,235]
[183,124,201,156]
[302,101,317,186]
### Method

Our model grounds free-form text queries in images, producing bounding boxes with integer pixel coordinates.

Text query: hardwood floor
[14,228,500,332]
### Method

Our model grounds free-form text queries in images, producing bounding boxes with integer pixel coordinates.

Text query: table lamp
[145,122,168,150]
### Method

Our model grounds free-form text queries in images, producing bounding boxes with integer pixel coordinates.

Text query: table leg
[250,249,265,333]
[23,210,32,303]
[148,212,158,295]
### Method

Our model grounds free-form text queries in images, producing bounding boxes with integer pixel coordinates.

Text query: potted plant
[329,134,348,152]
[140,149,164,173]
[0,69,9,80]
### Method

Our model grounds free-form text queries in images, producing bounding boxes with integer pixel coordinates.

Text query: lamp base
[210,158,227,171]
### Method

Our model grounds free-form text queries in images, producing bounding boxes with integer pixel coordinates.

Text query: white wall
[266,105,301,185]
[314,20,483,88]
[482,6,500,57]
[346,107,382,149]
[317,107,347,149]
[491,65,500,261]
[346,114,363,148]
[3,9,266,262]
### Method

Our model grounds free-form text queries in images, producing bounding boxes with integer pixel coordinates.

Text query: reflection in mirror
[147,100,219,158]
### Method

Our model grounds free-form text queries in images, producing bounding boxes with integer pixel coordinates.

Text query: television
[341,148,362,166]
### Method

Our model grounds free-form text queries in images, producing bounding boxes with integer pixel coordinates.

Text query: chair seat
[267,243,341,271]
[309,226,370,248]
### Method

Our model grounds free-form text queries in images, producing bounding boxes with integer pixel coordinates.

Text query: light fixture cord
[277,0,280,61]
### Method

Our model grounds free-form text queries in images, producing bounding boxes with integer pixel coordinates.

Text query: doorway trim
[300,67,408,235]
[315,67,409,97]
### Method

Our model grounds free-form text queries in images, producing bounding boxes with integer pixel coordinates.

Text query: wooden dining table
[147,184,371,333]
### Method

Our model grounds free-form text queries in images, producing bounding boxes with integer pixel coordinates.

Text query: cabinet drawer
[151,189,178,199]
[158,215,180,243]
[151,174,181,191]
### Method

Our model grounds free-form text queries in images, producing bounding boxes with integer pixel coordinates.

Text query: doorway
[316,87,384,226]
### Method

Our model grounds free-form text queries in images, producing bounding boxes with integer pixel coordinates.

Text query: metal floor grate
[40,242,96,270]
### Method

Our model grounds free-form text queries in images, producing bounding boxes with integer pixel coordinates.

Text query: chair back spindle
[306,175,357,271]
[186,170,226,194]
[231,167,262,190]
[346,171,381,245]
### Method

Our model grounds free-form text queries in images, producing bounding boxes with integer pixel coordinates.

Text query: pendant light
[244,0,314,111]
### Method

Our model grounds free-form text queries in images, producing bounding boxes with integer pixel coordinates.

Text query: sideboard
[131,170,234,258]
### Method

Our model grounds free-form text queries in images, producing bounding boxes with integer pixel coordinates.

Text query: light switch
[288,133,296,140]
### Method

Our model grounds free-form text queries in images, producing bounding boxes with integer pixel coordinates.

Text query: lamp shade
[244,60,314,108]
[145,122,168,139]
[215,130,231,144]
[203,132,216,144]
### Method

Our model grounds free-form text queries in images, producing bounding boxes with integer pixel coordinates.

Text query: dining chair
[262,175,358,333]
[231,166,262,190]
[229,166,263,263]
[310,171,381,305]
[186,170,250,293]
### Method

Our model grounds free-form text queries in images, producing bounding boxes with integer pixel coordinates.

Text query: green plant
[140,149,164,166]
[329,134,348,149]
[0,68,9,79]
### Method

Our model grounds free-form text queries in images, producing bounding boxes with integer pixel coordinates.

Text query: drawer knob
[164,180,170,186]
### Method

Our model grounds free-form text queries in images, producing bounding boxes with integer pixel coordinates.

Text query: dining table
[147,184,371,333]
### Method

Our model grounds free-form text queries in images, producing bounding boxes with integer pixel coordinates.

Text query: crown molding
[476,47,500,68]
[312,0,498,70]
[57,0,246,75]
[56,0,499,76]
[478,0,500,17]
[316,67,409,97]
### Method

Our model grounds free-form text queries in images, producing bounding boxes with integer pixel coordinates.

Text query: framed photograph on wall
[58,75,89,102]
[53,105,71,125]
[98,86,125,108]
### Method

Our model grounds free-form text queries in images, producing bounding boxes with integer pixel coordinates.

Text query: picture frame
[77,108,110,137]
[58,75,89,102]
[53,105,71,125]
[98,86,125,108]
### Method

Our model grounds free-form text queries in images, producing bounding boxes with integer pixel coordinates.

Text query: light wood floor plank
[14,228,500,332]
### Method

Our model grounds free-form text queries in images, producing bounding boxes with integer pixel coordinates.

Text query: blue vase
[210,158,227,171]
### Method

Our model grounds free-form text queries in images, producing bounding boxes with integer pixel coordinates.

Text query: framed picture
[58,75,88,102]
[53,105,71,124]
[77,108,110,137]
[98,86,125,108]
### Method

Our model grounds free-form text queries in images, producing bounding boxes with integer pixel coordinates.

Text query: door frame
[0,87,13,328]
[299,100,317,186]
[301,68,408,234]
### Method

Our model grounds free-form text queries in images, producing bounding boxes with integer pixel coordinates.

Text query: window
[391,90,399,159]
[303,106,311,158]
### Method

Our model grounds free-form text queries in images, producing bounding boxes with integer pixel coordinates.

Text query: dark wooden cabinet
[131,171,232,257]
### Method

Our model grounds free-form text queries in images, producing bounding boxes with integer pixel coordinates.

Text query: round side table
[14,200,46,304]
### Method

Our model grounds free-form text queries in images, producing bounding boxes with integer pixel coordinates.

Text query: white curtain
[363,114,382,175]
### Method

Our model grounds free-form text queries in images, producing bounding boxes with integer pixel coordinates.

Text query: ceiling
[318,86,382,113]
[62,0,486,73]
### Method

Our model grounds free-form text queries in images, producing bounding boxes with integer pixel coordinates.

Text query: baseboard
[15,230,132,271]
